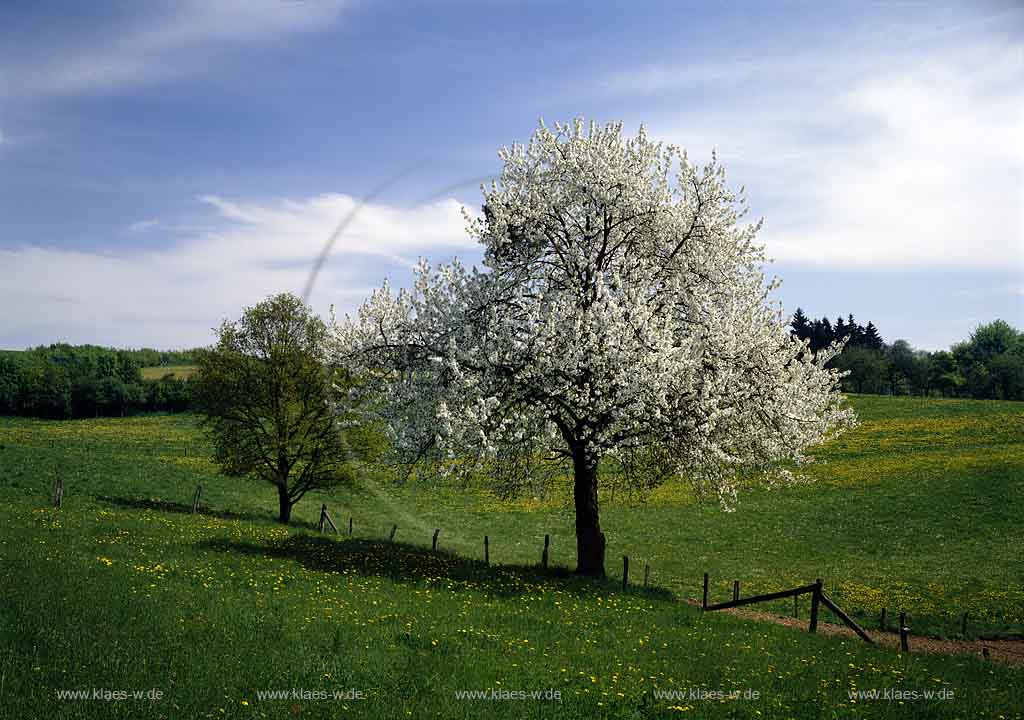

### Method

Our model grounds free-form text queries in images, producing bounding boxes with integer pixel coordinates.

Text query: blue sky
[1,0,1021,351]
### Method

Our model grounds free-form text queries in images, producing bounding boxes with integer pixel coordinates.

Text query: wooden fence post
[321,507,338,534]
[318,504,327,532]
[733,580,740,603]
[191,484,203,514]
[899,612,909,653]
[541,535,549,569]
[484,535,489,565]
[702,581,872,645]
[809,578,823,633]
[702,573,709,610]
[52,478,64,508]
[819,592,875,644]
[432,528,440,552]
[622,556,629,590]
[389,524,397,542]
[348,516,353,536]
[643,563,650,588]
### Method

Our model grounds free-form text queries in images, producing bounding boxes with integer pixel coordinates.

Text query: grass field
[139,365,198,380]
[1,396,1022,718]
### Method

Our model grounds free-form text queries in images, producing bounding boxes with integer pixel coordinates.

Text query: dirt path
[685,599,1024,666]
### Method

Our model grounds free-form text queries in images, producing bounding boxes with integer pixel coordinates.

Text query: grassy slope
[0,396,1022,718]
[139,365,198,380]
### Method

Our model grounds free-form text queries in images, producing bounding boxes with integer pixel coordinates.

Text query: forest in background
[0,345,198,419]
[792,311,1024,400]
[0,315,1021,420]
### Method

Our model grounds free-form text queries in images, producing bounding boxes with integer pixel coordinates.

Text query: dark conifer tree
[790,307,812,342]
[810,317,835,353]
[820,317,834,350]
[863,321,883,350]
[847,313,864,346]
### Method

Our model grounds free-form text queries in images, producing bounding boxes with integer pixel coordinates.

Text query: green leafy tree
[964,362,994,399]
[124,382,147,415]
[96,353,117,379]
[964,320,1020,364]
[0,356,21,414]
[115,352,142,385]
[832,346,889,394]
[98,377,128,416]
[194,293,359,524]
[951,320,1024,399]
[989,353,1024,400]
[71,376,102,417]
[927,351,960,397]
[886,340,918,395]
[20,359,71,418]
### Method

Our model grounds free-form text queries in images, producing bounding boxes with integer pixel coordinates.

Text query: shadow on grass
[198,534,678,602]
[97,495,319,531]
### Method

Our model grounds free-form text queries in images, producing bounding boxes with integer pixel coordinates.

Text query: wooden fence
[702,572,877,645]
[43,479,1007,652]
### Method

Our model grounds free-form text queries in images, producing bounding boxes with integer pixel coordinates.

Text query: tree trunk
[572,448,606,577]
[277,484,292,524]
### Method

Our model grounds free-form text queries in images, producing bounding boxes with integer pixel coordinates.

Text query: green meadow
[139,365,198,381]
[1,395,1022,718]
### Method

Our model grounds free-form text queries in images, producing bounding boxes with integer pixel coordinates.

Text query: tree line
[2,312,1020,421]
[791,310,1024,400]
[0,344,198,419]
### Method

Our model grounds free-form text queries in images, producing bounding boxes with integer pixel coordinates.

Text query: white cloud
[189,193,477,268]
[0,193,475,348]
[605,37,1023,272]
[597,60,766,96]
[125,218,161,234]
[2,0,346,99]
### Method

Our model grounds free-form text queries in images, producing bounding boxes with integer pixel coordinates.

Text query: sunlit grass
[140,365,198,380]
[1,395,1022,718]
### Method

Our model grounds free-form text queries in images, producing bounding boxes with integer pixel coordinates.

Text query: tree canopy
[0,344,193,419]
[194,293,361,524]
[339,118,855,575]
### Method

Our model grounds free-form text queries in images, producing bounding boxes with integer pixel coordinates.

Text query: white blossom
[335,118,856,573]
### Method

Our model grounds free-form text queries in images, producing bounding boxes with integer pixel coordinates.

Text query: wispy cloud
[124,218,162,234]
[193,193,477,268]
[601,24,1023,272]
[1,0,346,99]
[0,193,475,348]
